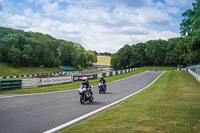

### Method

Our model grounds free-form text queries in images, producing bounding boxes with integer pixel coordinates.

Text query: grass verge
[0,70,146,95]
[60,71,200,133]
[0,63,61,77]
[139,66,177,71]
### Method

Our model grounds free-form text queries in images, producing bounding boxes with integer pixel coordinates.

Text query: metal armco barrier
[93,74,98,79]
[188,69,200,82]
[0,68,137,90]
[93,68,135,79]
[109,72,113,76]
[0,79,22,90]
[22,79,38,89]
[102,73,106,77]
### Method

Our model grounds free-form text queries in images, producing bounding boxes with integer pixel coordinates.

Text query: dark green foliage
[110,45,131,69]
[111,38,191,69]
[8,47,22,66]
[165,38,181,66]
[0,27,97,67]
[118,44,131,69]
[110,53,119,69]
[180,0,200,64]
[98,52,111,56]
[130,43,150,67]
[84,51,97,66]
[145,39,167,66]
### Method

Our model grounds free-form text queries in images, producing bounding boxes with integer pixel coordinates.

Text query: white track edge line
[0,71,149,99]
[43,71,165,133]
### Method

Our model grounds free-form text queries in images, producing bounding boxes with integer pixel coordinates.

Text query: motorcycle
[79,85,94,104]
[98,82,106,94]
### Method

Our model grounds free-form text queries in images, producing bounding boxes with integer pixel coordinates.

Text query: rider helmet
[82,77,87,83]
[100,76,104,79]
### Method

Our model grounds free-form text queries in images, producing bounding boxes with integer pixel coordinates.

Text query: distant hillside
[97,56,111,66]
[0,63,60,77]
[98,52,111,56]
[0,27,96,68]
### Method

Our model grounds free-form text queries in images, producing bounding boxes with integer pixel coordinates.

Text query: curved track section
[0,71,163,133]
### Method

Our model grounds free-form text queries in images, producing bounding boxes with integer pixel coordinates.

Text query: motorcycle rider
[99,76,106,91]
[81,77,93,95]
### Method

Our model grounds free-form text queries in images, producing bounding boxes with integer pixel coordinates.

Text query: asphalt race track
[0,71,163,133]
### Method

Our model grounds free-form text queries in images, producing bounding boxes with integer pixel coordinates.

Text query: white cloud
[42,2,61,16]
[35,0,176,26]
[0,0,187,53]
[35,0,51,5]
[165,0,194,7]
[147,30,180,41]
[0,10,181,52]
[0,12,31,28]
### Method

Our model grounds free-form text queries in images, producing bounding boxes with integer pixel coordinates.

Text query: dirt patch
[136,126,155,132]
[138,116,153,121]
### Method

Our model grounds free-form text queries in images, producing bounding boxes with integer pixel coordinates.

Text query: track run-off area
[0,71,164,133]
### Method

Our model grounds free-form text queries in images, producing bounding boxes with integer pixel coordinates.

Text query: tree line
[0,27,97,67]
[98,52,111,56]
[111,0,200,70]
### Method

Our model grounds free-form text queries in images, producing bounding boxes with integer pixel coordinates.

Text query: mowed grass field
[0,63,61,77]
[97,56,111,66]
[61,70,200,133]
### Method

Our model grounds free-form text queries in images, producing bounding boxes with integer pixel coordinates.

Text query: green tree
[180,0,200,64]
[84,51,97,66]
[60,43,74,66]
[73,52,86,67]
[130,43,150,67]
[0,41,5,61]
[119,44,131,69]
[21,45,34,66]
[110,53,119,70]
[164,38,180,66]
[8,47,22,66]
[111,44,131,69]
[145,40,167,66]
[43,49,56,67]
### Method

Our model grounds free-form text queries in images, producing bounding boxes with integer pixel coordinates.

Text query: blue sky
[0,0,196,53]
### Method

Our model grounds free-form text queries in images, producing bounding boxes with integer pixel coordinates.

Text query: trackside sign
[73,75,93,81]
[37,76,73,86]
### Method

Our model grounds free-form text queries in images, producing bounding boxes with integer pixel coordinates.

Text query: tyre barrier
[0,79,22,90]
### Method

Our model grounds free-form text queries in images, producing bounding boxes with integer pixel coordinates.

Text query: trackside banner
[37,76,73,86]
[73,75,93,81]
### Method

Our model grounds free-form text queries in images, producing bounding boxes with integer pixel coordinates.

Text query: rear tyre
[99,87,102,94]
